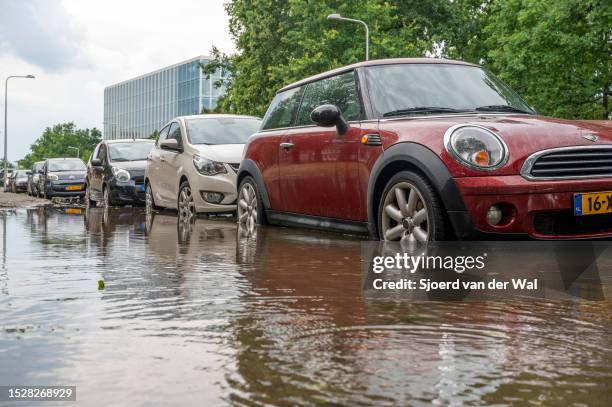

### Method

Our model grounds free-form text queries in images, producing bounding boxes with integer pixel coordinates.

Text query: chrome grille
[521,146,612,180]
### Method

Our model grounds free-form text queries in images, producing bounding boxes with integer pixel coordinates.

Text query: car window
[97,144,108,164]
[364,64,535,116]
[156,125,170,147]
[167,122,182,146]
[186,117,261,145]
[48,160,86,172]
[108,142,155,162]
[261,87,304,130]
[90,143,101,163]
[295,71,361,126]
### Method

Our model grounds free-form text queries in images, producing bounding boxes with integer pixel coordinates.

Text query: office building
[103,56,226,139]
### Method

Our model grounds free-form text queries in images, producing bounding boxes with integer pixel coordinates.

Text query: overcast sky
[0,0,235,162]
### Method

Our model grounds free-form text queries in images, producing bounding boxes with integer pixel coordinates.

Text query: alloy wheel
[178,185,195,221]
[145,184,154,214]
[381,181,429,242]
[238,183,258,233]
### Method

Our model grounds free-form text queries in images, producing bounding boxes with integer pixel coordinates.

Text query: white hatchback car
[145,114,261,218]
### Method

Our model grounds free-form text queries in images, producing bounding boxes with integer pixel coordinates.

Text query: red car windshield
[365,63,535,117]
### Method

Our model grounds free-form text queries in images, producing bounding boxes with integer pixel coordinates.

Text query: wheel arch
[367,142,468,238]
[237,159,271,209]
[179,174,189,187]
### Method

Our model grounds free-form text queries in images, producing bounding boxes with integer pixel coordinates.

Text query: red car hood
[382,114,612,176]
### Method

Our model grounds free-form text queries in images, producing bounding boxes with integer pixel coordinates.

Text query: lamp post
[67,146,80,158]
[4,74,35,187]
[327,13,369,61]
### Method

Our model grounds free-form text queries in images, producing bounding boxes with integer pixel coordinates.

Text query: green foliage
[479,0,611,119]
[209,0,464,117]
[148,130,159,140]
[208,0,610,120]
[19,123,102,169]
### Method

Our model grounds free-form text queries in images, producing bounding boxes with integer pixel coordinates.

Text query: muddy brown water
[0,207,611,406]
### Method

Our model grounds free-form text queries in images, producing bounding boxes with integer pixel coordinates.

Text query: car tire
[103,185,112,208]
[85,185,97,208]
[237,176,266,230]
[378,170,448,242]
[145,182,160,213]
[177,181,196,221]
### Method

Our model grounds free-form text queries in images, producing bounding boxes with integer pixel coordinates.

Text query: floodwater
[0,206,611,406]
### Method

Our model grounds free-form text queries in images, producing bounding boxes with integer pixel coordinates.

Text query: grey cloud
[0,0,88,72]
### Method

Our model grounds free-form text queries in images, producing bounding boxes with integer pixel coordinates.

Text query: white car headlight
[112,167,131,182]
[193,154,227,176]
[47,174,59,181]
[444,124,509,170]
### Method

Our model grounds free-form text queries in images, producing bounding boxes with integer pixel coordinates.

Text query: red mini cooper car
[237,58,612,240]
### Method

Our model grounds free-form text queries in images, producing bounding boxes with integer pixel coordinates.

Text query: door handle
[280,142,294,151]
[160,156,166,162]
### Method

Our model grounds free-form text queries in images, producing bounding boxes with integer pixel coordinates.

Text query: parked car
[144,114,261,218]
[40,158,87,199]
[0,170,13,188]
[238,58,612,240]
[7,170,30,193]
[85,139,155,207]
[27,161,45,196]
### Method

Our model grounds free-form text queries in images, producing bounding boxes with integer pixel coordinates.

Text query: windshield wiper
[475,105,533,114]
[382,107,472,117]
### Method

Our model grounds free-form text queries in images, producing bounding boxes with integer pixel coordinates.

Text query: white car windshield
[186,117,261,145]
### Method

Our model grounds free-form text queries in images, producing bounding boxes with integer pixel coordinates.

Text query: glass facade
[103,56,226,140]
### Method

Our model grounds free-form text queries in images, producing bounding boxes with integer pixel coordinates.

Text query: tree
[208,0,610,120]
[205,0,466,117]
[479,0,611,119]
[19,123,102,168]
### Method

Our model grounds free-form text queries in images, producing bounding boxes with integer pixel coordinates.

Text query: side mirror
[310,104,349,135]
[91,158,102,167]
[160,138,180,151]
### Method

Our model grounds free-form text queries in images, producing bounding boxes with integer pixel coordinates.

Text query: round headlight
[112,167,131,182]
[444,124,508,170]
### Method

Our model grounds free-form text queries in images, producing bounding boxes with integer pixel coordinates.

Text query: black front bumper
[46,181,86,197]
[108,181,146,204]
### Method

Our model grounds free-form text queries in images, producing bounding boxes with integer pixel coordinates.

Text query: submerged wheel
[85,185,97,208]
[103,186,112,208]
[237,176,265,231]
[378,171,447,242]
[145,183,159,213]
[177,181,196,221]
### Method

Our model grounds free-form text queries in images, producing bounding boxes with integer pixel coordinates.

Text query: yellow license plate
[66,185,82,191]
[574,191,612,216]
[65,208,82,214]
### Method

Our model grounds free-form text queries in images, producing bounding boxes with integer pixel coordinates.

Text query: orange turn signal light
[473,150,490,166]
[361,135,369,144]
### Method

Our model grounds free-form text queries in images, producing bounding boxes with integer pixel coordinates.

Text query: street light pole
[327,13,369,61]
[67,146,80,158]
[4,75,35,187]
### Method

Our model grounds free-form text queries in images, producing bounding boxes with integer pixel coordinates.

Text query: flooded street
[1,207,611,406]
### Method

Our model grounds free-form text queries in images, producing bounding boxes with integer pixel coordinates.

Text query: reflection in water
[0,207,611,406]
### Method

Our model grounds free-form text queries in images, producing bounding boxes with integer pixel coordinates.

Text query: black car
[41,158,87,198]
[86,139,155,207]
[9,170,31,193]
[27,161,45,196]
